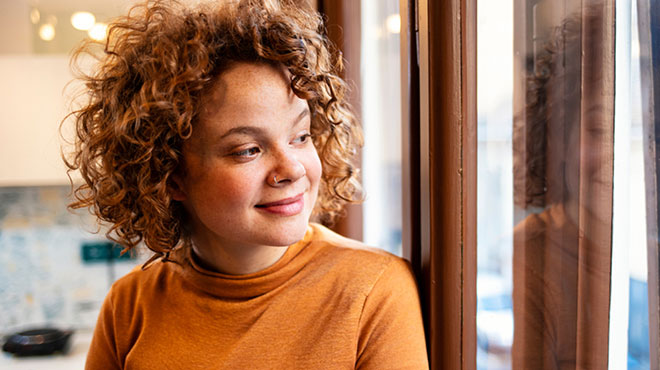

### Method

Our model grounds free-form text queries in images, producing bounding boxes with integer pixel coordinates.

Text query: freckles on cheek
[216,172,258,202]
[309,151,323,182]
[222,181,250,200]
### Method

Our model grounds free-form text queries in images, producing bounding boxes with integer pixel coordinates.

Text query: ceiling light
[39,24,55,41]
[88,23,108,41]
[71,11,96,31]
[30,8,40,24]
[46,15,58,26]
[385,14,401,34]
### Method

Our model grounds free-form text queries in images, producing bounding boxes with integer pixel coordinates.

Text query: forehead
[199,62,303,123]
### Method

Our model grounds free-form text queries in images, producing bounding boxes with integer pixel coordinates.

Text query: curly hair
[513,13,583,209]
[65,0,363,256]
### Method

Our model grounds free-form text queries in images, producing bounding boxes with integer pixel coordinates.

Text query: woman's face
[173,62,322,252]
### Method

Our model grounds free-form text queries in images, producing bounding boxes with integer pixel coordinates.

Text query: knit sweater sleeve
[355,257,429,369]
[85,287,122,370]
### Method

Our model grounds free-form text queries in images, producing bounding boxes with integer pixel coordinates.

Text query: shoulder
[309,223,398,258]
[512,205,570,242]
[309,224,430,368]
[106,257,180,308]
[306,223,415,294]
[309,222,405,263]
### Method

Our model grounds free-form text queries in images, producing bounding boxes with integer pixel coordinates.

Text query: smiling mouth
[255,193,305,216]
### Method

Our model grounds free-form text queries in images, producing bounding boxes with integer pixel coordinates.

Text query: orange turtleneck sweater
[85,223,429,369]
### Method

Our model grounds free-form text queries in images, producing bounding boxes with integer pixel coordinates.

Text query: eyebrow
[219,107,310,139]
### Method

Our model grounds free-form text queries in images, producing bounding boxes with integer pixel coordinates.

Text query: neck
[191,237,289,275]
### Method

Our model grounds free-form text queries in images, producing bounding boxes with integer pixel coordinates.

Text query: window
[329,0,656,368]
[361,0,403,255]
[476,0,652,368]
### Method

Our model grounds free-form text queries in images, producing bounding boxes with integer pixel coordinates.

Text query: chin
[259,215,311,247]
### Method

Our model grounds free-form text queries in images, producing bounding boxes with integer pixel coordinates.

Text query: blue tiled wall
[0,186,143,334]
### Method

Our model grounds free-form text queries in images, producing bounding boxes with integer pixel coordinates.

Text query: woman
[67,0,428,368]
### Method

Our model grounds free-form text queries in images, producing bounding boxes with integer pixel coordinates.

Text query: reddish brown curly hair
[66,0,363,256]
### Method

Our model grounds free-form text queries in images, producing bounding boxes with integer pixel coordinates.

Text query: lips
[255,193,305,216]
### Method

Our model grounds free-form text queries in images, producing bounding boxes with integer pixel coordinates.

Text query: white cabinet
[0,55,83,186]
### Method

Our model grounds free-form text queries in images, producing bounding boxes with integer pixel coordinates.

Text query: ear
[169,174,187,201]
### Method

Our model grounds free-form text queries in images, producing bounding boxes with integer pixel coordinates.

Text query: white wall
[0,55,83,186]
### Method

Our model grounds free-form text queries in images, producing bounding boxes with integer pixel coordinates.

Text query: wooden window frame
[323,1,480,367]
[317,0,363,241]
[401,0,478,368]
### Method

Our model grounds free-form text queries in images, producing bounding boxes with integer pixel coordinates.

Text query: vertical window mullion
[637,0,660,367]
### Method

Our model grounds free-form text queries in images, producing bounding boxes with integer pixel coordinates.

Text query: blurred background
[0,0,404,367]
[0,1,151,368]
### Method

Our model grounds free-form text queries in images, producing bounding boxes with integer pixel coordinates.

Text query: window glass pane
[609,1,650,369]
[361,0,402,255]
[477,0,648,369]
[477,0,514,367]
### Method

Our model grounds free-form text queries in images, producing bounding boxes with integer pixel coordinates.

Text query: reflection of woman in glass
[67,1,428,368]
[512,6,613,369]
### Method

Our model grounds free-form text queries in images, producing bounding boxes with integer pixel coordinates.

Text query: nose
[268,148,306,186]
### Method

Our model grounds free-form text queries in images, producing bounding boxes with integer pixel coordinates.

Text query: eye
[232,147,261,158]
[292,133,312,144]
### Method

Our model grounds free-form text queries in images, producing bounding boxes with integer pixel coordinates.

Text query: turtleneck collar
[170,224,317,299]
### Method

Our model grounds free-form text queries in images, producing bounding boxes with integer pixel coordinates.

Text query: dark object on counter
[2,328,73,356]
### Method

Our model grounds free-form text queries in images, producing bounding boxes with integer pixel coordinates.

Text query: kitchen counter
[1,329,92,369]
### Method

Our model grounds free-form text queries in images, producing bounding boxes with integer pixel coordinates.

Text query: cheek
[187,163,258,206]
[306,149,323,187]
[215,170,259,203]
